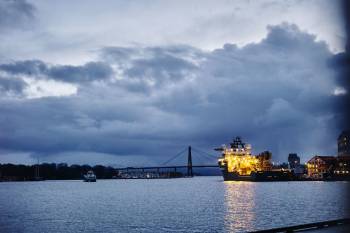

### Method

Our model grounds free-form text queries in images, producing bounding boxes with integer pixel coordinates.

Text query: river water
[0,177,349,233]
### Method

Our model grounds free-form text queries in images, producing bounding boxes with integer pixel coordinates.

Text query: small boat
[83,170,96,182]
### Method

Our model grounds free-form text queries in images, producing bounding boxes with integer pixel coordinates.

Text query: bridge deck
[116,165,219,171]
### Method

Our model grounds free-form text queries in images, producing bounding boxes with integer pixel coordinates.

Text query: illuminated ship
[217,137,292,181]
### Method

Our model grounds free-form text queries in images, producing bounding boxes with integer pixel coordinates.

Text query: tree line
[0,163,119,181]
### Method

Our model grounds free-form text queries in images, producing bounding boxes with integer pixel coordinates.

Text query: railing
[249,218,350,233]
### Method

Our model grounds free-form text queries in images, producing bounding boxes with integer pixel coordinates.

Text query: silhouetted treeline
[0,163,119,181]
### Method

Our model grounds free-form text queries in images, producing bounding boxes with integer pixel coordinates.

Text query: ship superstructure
[217,137,291,181]
[83,170,97,182]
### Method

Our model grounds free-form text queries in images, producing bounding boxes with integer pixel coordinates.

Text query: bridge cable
[189,148,218,166]
[194,154,215,166]
[191,147,218,159]
[191,149,212,162]
[161,147,188,165]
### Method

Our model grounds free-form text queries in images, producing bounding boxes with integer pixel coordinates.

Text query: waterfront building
[306,156,336,179]
[338,130,350,156]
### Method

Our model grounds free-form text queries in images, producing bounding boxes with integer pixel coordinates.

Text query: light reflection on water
[224,182,256,232]
[223,181,350,232]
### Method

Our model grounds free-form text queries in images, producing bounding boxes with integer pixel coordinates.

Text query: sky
[0,0,349,166]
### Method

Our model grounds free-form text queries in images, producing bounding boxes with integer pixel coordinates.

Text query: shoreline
[1,176,349,182]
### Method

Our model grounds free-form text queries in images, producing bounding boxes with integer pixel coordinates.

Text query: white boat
[83,170,96,182]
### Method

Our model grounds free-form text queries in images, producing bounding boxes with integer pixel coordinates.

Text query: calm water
[0,177,349,233]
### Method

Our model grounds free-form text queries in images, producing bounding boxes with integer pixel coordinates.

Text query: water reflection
[0,179,348,232]
[224,181,256,232]
[223,181,349,232]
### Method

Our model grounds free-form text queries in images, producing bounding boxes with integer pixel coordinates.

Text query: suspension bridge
[115,146,219,178]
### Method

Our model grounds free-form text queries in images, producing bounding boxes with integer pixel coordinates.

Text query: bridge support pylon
[187,146,193,177]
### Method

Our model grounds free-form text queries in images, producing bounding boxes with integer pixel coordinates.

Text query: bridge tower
[187,146,193,177]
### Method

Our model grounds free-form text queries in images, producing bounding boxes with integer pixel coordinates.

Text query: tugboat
[217,137,292,181]
[83,170,97,182]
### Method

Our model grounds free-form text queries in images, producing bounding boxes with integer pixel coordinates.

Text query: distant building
[334,156,350,177]
[288,153,300,169]
[306,156,336,179]
[338,130,350,156]
[288,153,305,178]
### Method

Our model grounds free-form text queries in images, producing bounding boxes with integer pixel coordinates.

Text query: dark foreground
[250,218,350,233]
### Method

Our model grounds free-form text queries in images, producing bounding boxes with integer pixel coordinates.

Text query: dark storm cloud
[0,23,346,164]
[328,0,350,131]
[0,96,184,158]
[0,0,36,30]
[0,60,113,83]
[328,52,350,129]
[141,24,340,159]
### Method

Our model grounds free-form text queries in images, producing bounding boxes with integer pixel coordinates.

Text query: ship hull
[221,169,292,182]
[84,178,96,182]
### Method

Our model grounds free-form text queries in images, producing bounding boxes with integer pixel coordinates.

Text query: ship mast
[35,158,40,179]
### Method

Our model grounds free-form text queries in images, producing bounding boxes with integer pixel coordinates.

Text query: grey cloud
[0,0,36,30]
[102,45,203,60]
[48,62,113,83]
[264,23,320,49]
[0,23,345,164]
[0,60,113,83]
[101,45,202,92]
[0,60,47,75]
[0,76,27,95]
[101,47,139,62]
[125,54,196,83]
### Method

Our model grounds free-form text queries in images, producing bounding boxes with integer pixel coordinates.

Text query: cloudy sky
[0,0,348,166]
